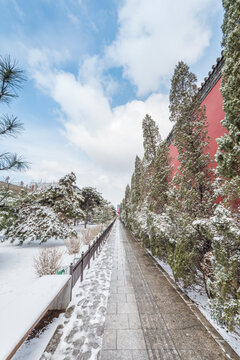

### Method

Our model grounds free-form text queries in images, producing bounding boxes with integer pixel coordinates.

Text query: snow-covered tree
[0,185,19,230]
[5,172,85,244]
[167,61,215,287]
[80,187,104,228]
[120,184,131,227]
[216,0,240,180]
[149,141,172,214]
[194,205,240,330]
[142,114,161,164]
[133,155,142,206]
[92,201,116,224]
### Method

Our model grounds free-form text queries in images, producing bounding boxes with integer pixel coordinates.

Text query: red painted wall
[169,77,227,176]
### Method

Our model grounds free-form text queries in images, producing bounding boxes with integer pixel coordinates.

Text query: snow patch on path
[40,226,115,360]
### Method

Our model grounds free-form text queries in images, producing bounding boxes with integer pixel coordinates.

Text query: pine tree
[80,187,104,228]
[0,56,28,171]
[92,201,116,224]
[4,172,85,244]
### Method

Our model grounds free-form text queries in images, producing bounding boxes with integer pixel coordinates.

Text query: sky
[0,0,223,206]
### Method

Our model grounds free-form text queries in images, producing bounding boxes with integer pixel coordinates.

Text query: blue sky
[0,0,223,205]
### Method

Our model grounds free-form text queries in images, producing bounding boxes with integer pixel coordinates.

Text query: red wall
[169,77,227,176]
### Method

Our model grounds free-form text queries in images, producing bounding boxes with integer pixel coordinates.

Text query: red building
[167,56,226,175]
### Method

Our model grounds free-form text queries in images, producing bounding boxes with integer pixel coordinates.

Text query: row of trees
[0,172,116,244]
[0,57,116,243]
[120,1,240,331]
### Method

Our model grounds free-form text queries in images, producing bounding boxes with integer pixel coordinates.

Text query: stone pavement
[100,220,239,360]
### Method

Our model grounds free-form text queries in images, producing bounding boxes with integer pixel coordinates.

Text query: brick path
[101,220,239,360]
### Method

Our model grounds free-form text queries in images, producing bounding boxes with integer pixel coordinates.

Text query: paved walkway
[101,220,238,360]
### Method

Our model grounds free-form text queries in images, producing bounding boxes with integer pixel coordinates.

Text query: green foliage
[142,114,161,164]
[149,141,172,213]
[216,0,240,179]
[4,172,84,244]
[0,56,28,171]
[0,186,19,230]
[80,186,104,228]
[169,61,198,123]
[194,205,240,330]
[92,201,116,224]
[120,13,240,330]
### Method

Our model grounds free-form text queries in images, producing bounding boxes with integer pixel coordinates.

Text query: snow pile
[0,275,71,360]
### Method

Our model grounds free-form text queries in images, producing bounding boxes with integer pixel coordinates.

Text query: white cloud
[26,48,171,203]
[105,0,216,95]
[29,50,171,174]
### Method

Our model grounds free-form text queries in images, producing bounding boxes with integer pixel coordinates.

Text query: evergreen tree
[168,61,215,287]
[194,205,240,330]
[120,184,131,227]
[92,201,116,224]
[215,0,240,203]
[169,61,198,123]
[4,172,84,244]
[149,141,172,214]
[0,56,28,171]
[80,187,104,228]
[142,114,161,164]
[197,0,240,329]
[134,155,142,206]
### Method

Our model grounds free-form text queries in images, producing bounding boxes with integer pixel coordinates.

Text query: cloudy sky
[0,0,223,205]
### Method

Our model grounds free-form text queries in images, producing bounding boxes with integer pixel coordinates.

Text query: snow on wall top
[0,275,71,360]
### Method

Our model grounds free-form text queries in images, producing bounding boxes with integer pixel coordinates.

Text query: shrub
[34,247,63,277]
[64,235,82,254]
[81,225,102,244]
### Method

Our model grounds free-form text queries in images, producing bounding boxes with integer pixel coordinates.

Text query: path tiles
[100,220,238,360]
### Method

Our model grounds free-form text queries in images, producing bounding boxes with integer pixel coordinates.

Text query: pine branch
[0,152,30,171]
[0,115,24,137]
[0,56,26,104]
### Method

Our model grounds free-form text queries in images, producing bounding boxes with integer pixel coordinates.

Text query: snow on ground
[40,226,114,360]
[0,225,98,311]
[0,224,103,360]
[0,274,71,360]
[147,250,240,357]
[12,315,62,360]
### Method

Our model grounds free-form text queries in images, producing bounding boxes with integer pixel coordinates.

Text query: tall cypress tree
[168,61,215,287]
[149,141,172,214]
[142,114,161,164]
[133,155,142,207]
[204,0,240,329]
[216,0,240,201]
[170,61,214,218]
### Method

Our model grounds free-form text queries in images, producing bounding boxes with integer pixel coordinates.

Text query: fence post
[81,251,84,282]
[93,241,95,260]
[88,244,91,269]
[69,263,73,301]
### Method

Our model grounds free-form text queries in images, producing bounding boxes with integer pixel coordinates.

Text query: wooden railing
[69,219,116,289]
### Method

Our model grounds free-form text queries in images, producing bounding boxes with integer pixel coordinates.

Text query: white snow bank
[0,275,71,360]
